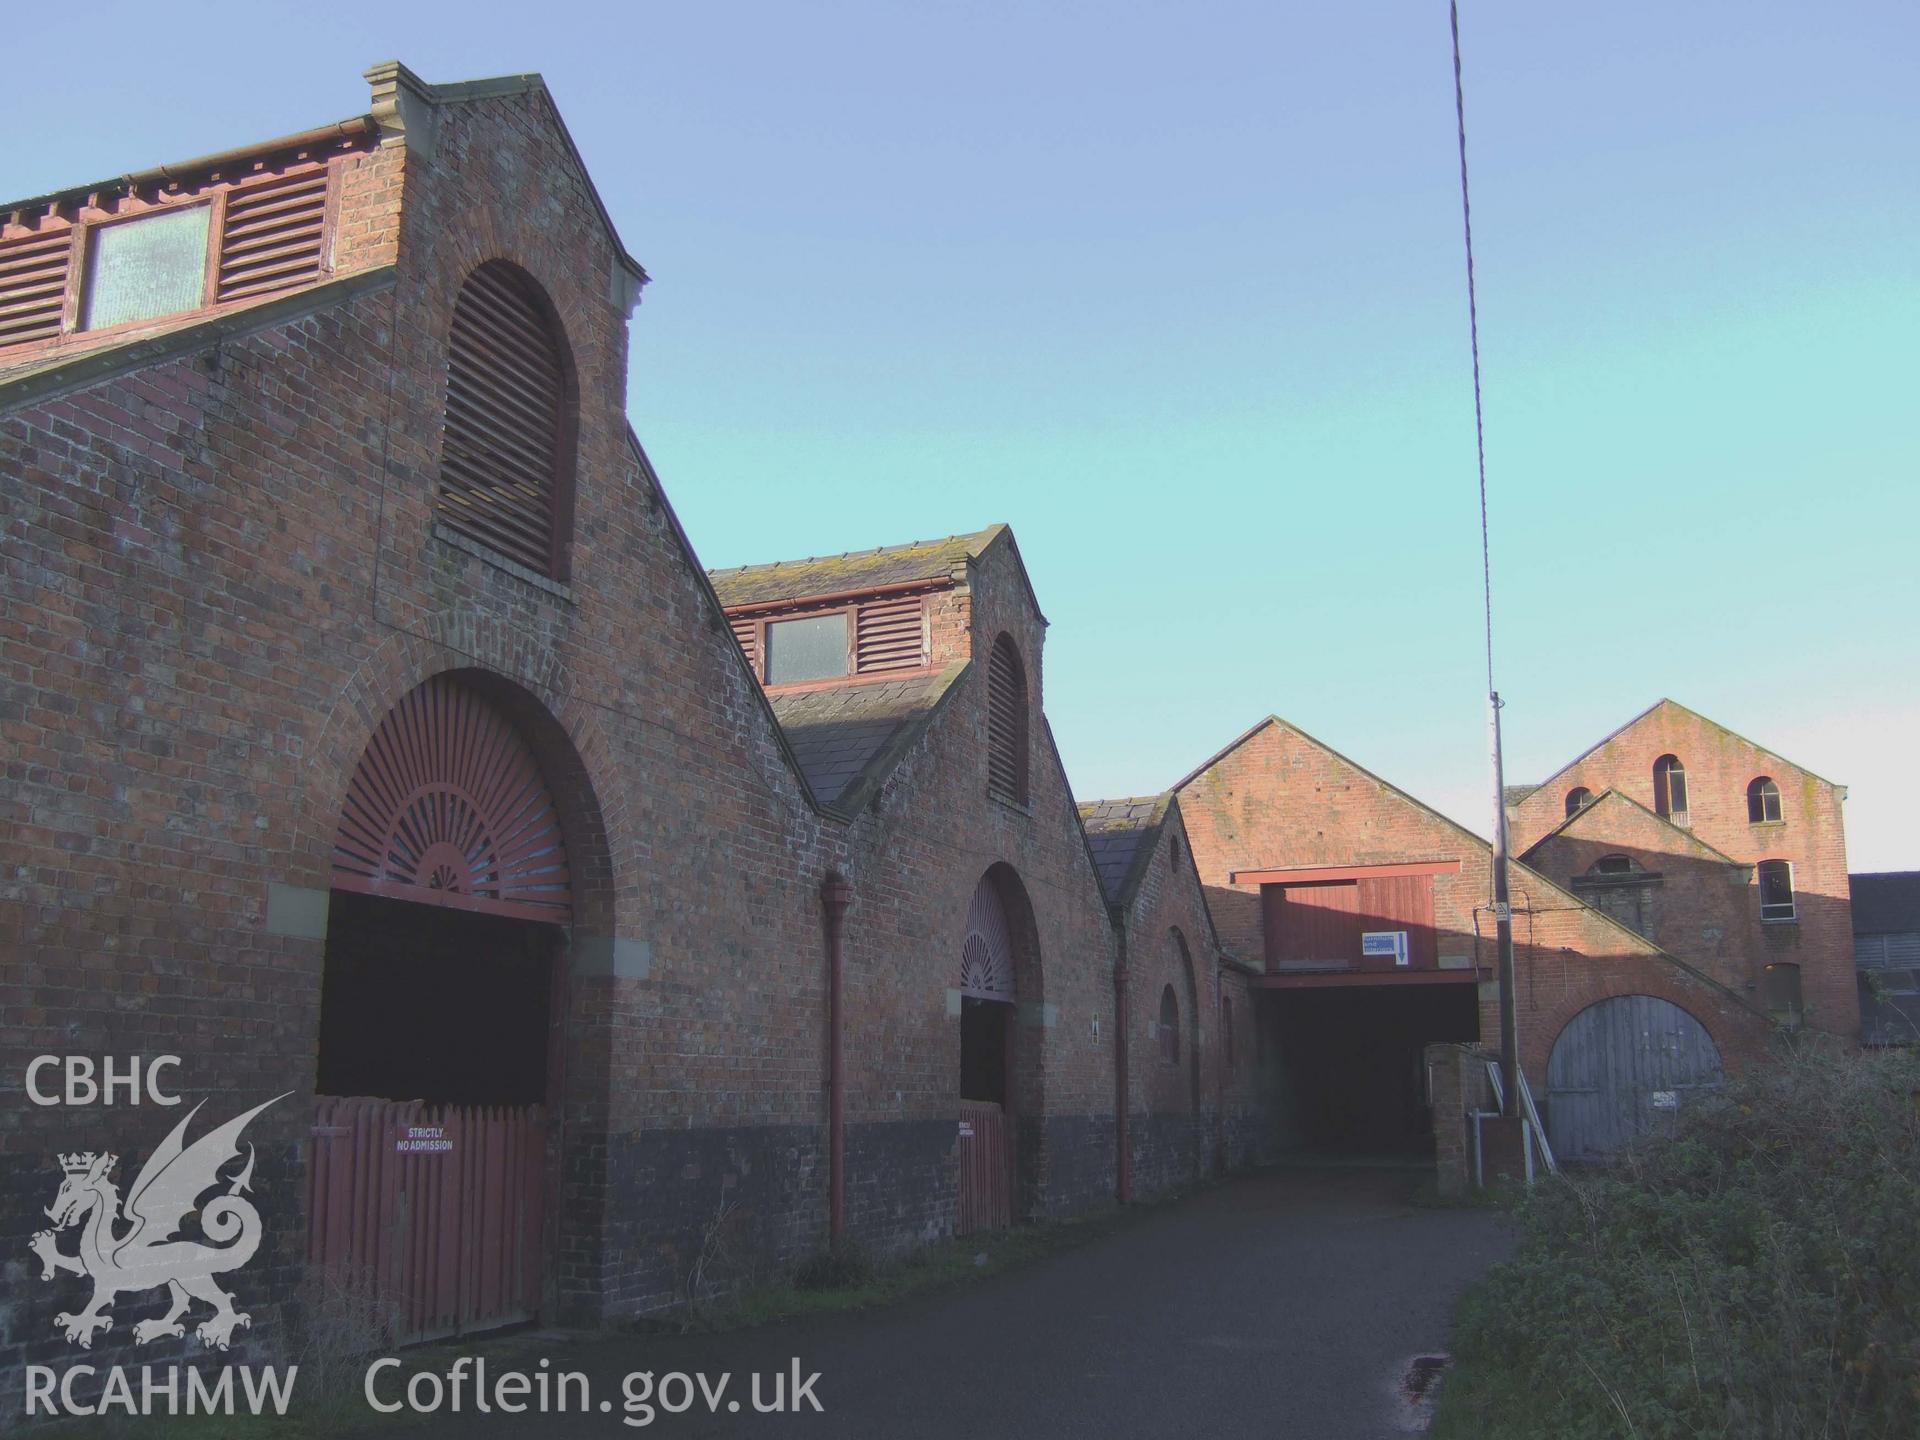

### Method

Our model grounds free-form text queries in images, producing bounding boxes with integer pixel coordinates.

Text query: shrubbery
[1436,1045,1920,1440]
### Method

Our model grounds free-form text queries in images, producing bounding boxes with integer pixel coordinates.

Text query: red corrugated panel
[1271,880,1360,965]
[1356,874,1438,969]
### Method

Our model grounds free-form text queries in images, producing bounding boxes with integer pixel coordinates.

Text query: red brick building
[1076,795,1266,1194]
[0,53,1869,1408]
[1509,698,1859,1040]
[1171,716,1774,1161]
[0,62,1242,1402]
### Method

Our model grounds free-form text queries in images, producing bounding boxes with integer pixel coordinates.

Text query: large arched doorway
[955,866,1042,1232]
[1545,994,1724,1161]
[309,674,574,1341]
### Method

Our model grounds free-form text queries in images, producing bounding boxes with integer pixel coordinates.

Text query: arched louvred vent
[986,633,1029,806]
[331,676,572,924]
[0,228,72,347]
[216,166,329,302]
[959,873,1016,1000]
[438,261,573,578]
[856,596,926,673]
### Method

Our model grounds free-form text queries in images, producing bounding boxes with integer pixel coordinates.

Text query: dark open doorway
[960,996,1011,1105]
[316,890,555,1106]
[1271,983,1479,1156]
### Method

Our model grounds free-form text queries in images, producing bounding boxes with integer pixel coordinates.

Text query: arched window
[1757,859,1796,922]
[986,634,1030,806]
[1747,776,1782,824]
[1652,755,1688,823]
[1564,786,1593,818]
[1590,854,1637,876]
[438,260,576,579]
[1158,984,1180,1065]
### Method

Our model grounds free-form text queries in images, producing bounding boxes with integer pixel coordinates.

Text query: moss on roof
[709,526,1003,608]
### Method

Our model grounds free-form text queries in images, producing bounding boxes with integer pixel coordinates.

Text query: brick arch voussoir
[984,861,1046,1006]
[1525,969,1763,1087]
[438,229,597,362]
[292,616,628,938]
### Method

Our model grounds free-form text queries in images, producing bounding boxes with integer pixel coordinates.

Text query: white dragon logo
[29,1094,287,1350]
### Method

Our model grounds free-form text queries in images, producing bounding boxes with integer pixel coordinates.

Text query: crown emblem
[58,1152,108,1175]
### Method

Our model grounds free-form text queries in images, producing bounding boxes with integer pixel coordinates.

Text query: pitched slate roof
[1851,872,1920,935]
[766,668,964,814]
[709,527,1002,609]
[1503,784,1537,806]
[1077,795,1170,908]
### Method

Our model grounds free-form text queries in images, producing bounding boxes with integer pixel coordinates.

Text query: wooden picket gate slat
[956,1098,1012,1233]
[308,1096,545,1344]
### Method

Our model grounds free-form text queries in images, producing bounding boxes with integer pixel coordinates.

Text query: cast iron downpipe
[821,872,854,1248]
[1112,920,1131,1204]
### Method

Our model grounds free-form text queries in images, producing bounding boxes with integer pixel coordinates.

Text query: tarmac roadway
[357,1167,1511,1440]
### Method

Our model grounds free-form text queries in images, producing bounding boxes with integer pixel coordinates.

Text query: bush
[1435,1045,1920,1440]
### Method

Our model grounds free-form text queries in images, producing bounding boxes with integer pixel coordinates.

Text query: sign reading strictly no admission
[394,1125,453,1154]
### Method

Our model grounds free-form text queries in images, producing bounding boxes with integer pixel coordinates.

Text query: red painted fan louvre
[959,873,1016,1000]
[729,615,759,672]
[217,167,329,301]
[986,636,1028,805]
[438,262,567,576]
[331,676,572,923]
[0,229,72,347]
[855,596,925,674]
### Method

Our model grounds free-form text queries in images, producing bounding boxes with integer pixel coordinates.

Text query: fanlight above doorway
[959,874,1016,1001]
[331,676,572,923]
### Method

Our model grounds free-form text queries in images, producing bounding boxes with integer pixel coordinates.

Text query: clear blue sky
[11,3,1916,868]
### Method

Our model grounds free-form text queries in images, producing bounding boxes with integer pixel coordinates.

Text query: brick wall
[1174,719,1774,1110]
[829,534,1125,1230]
[0,72,1164,1407]
[1525,792,1755,995]
[1511,701,1858,1040]
[0,76,856,1376]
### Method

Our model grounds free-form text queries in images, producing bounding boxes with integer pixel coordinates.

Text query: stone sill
[432,521,576,604]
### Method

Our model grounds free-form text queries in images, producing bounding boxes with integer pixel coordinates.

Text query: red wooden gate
[956,1099,1012,1233]
[308,1096,546,1343]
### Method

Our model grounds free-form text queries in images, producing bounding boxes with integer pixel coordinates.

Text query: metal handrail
[1484,1057,1558,1175]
